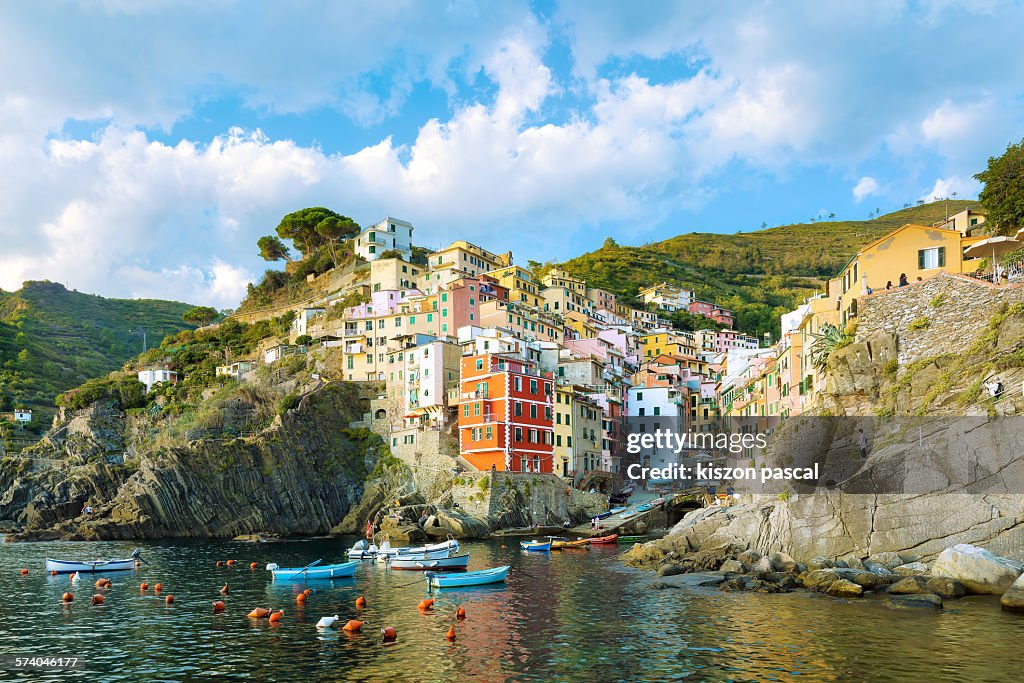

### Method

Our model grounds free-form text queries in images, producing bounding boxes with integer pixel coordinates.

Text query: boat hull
[271,562,358,580]
[589,534,619,544]
[45,558,135,574]
[616,536,646,544]
[390,554,470,571]
[551,539,589,549]
[429,566,510,588]
[520,541,551,552]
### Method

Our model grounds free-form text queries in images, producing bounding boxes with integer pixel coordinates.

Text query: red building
[457,352,554,473]
[689,300,735,328]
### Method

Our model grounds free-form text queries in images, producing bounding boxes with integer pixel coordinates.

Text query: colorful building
[354,217,414,261]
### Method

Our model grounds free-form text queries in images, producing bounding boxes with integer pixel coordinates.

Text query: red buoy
[446,625,456,640]
[212,600,225,613]
[342,619,364,632]
[381,626,397,641]
[356,596,366,608]
[165,595,174,604]
[456,607,466,620]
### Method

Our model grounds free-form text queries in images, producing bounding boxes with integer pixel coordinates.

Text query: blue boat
[428,566,510,588]
[609,506,626,515]
[266,560,358,580]
[520,540,551,552]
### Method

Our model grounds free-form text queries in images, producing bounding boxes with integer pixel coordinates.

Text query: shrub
[882,358,898,377]
[929,293,946,308]
[908,317,930,331]
[276,393,301,416]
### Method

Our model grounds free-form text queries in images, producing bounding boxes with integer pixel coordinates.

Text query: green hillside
[0,281,195,430]
[561,200,981,338]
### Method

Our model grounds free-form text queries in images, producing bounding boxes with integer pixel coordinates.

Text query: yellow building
[834,224,984,326]
[640,331,697,359]
[541,267,587,294]
[564,310,599,339]
[426,241,513,293]
[485,266,542,307]
[553,385,603,480]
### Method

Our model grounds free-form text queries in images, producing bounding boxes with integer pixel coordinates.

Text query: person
[365,520,374,540]
[562,519,571,529]
[491,464,496,472]
[898,273,908,287]
[857,428,868,459]
[985,378,1004,398]
[885,280,893,290]
[418,510,429,529]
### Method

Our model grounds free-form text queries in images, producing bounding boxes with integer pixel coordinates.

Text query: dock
[569,488,708,537]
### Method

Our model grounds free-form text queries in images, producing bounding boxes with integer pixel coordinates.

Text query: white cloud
[853,176,880,202]
[919,176,982,204]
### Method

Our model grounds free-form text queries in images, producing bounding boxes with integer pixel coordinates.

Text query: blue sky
[2,0,1023,308]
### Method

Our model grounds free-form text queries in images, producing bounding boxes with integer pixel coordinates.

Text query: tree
[257,235,291,262]
[976,139,1024,235]
[273,207,359,259]
[314,215,359,265]
[182,306,218,327]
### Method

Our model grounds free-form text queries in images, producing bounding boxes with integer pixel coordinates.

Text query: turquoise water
[1,537,1022,682]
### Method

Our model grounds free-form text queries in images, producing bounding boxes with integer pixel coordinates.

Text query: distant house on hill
[13,408,32,423]
[216,361,255,380]
[137,368,179,393]
[354,217,414,261]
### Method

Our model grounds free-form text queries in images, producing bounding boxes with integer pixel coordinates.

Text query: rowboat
[589,534,619,544]
[389,553,470,571]
[45,557,136,574]
[428,566,510,588]
[551,539,590,550]
[609,507,627,515]
[266,561,358,580]
[595,510,613,520]
[616,535,646,544]
[373,538,460,560]
[636,498,664,512]
[520,540,551,552]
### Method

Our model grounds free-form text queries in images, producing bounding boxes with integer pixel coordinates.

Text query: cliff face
[1,382,388,540]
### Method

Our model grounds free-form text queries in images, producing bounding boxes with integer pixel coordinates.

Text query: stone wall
[449,471,606,526]
[856,273,1024,365]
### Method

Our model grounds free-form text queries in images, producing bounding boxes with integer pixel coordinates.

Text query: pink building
[714,329,759,354]
[343,289,423,319]
[689,300,736,328]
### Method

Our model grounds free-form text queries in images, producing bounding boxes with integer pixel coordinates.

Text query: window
[545,406,552,420]
[514,427,523,442]
[514,377,522,391]
[639,407,645,416]
[514,402,522,416]
[530,379,538,394]
[409,316,415,324]
[463,404,470,417]
[369,245,376,254]
[441,293,448,302]
[427,313,433,322]
[636,392,643,401]
[485,426,493,440]
[473,402,481,416]
[475,359,484,370]
[530,404,537,418]
[556,434,562,446]
[653,407,660,416]
[566,436,572,447]
[918,247,946,270]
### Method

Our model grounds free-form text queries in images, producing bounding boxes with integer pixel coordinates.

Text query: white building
[264,344,306,365]
[638,283,695,312]
[403,338,462,429]
[291,308,325,338]
[137,368,178,393]
[354,217,414,261]
[14,409,32,423]
[627,385,686,468]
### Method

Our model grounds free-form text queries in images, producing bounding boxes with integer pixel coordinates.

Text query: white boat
[428,566,510,588]
[46,549,141,574]
[372,538,460,560]
[346,540,379,559]
[266,560,358,580]
[389,553,471,571]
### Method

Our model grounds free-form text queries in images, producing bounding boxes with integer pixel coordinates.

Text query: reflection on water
[1,537,1022,682]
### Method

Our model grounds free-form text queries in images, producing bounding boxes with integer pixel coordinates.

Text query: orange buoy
[268,610,283,624]
[303,588,311,595]
[62,592,74,603]
[342,619,364,632]
[219,584,229,595]
[249,562,258,570]
[501,545,507,549]
[94,579,105,588]
[102,579,112,588]
[19,568,29,575]
[296,593,306,604]
[140,582,149,591]
[212,600,226,613]
[446,625,456,640]
[91,594,105,605]
[381,626,397,640]
[247,607,270,618]
[216,560,223,567]
[456,607,466,620]
[165,595,174,604]
[50,570,58,576]
[153,583,163,592]
[227,559,237,566]
[417,598,434,611]
[355,596,366,609]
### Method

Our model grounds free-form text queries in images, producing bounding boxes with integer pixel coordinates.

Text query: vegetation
[182,306,219,326]
[267,207,359,259]
[257,235,291,262]
[909,317,931,331]
[56,374,146,411]
[976,139,1024,235]
[0,281,194,428]
[808,323,852,370]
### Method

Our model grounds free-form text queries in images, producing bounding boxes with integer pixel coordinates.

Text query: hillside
[561,200,980,338]
[0,281,194,430]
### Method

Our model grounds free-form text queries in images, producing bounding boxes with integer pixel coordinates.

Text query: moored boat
[609,507,627,515]
[374,538,460,560]
[520,540,551,552]
[616,535,646,544]
[428,566,510,588]
[266,560,358,580]
[551,538,590,550]
[589,534,619,544]
[636,498,664,513]
[45,549,142,574]
[389,553,471,571]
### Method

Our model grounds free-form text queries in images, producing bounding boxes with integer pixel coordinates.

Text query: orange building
[457,352,554,473]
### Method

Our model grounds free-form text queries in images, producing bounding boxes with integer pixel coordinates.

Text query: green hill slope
[561,200,980,338]
[0,281,195,429]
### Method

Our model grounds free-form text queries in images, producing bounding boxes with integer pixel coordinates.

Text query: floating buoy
[219,584,229,595]
[342,619,364,632]
[316,615,339,629]
[501,545,507,549]
[417,598,434,611]
[153,583,163,592]
[49,570,58,576]
[250,562,258,570]
[456,607,466,620]
[102,579,112,588]
[296,593,306,604]
[91,594,104,605]
[212,600,225,613]
[62,592,74,603]
[134,560,141,568]
[268,610,283,624]
[381,626,397,641]
[355,596,366,609]
[140,582,149,591]
[94,579,105,589]
[446,625,456,640]
[247,607,270,619]
[216,561,223,567]
[19,568,28,575]
[226,559,236,566]
[70,572,79,584]
[165,595,174,605]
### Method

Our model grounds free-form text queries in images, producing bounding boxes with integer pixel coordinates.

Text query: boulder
[825,579,863,597]
[623,542,667,569]
[751,556,774,574]
[840,555,864,570]
[889,577,929,595]
[867,551,907,570]
[893,562,930,577]
[862,561,894,577]
[720,560,747,574]
[804,568,889,592]
[1000,573,1024,613]
[769,551,798,572]
[657,564,685,577]
[737,549,762,565]
[932,544,1024,595]
[808,556,836,571]
[925,577,965,600]
[884,594,943,610]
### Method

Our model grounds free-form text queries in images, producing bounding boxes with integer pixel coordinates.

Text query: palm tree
[809,323,850,370]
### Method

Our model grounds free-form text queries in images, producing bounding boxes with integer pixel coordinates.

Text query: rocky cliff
[0,381,391,540]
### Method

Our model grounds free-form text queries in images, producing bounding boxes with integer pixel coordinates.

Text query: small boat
[428,566,510,588]
[374,538,461,560]
[46,549,141,574]
[595,510,614,520]
[346,540,379,559]
[589,534,619,544]
[389,553,470,571]
[616,535,647,544]
[636,498,664,513]
[551,539,590,550]
[520,540,551,552]
[266,561,358,580]
[609,507,627,515]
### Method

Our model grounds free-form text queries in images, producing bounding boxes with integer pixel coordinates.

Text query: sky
[2,0,1023,309]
